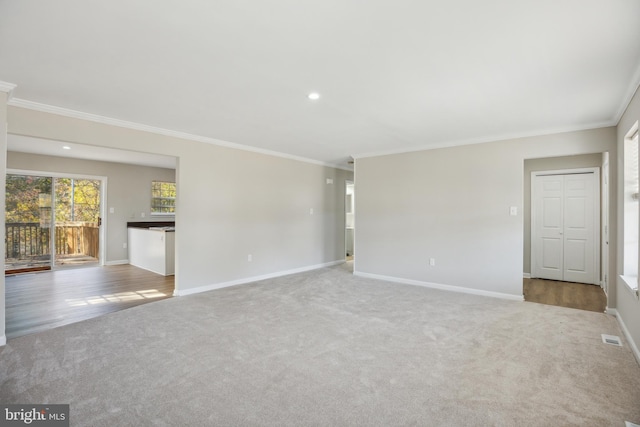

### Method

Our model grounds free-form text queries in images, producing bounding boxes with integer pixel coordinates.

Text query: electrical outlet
[141,212,146,218]
[429,258,435,266]
[109,207,115,214]
[310,208,314,215]
[248,254,252,262]
[123,243,127,249]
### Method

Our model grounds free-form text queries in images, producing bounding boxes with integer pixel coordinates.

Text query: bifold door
[532,172,598,285]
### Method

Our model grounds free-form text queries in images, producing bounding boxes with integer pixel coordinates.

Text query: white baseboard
[613,311,640,366]
[523,273,531,279]
[353,271,524,302]
[0,335,6,346]
[174,260,344,297]
[105,259,129,266]
[605,307,618,316]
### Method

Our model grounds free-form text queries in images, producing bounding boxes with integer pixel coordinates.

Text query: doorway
[345,181,354,261]
[530,168,600,285]
[5,171,104,274]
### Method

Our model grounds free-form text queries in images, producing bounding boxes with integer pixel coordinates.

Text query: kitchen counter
[128,225,175,276]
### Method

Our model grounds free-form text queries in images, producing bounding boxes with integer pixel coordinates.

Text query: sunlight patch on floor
[65,289,167,307]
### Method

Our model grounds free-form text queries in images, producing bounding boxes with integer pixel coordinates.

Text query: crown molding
[7,98,352,171]
[351,120,617,160]
[613,61,640,125]
[0,80,17,98]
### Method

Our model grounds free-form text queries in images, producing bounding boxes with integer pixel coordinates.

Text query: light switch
[109,207,115,214]
[510,206,518,216]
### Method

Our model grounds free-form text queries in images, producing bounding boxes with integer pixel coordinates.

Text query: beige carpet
[1,262,639,426]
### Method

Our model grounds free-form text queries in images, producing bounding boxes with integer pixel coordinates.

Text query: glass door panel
[54,178,101,267]
[5,174,53,273]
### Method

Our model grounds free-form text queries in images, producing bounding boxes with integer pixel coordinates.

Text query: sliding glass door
[5,173,102,273]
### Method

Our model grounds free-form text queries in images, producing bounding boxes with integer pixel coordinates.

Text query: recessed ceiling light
[308,92,320,100]
[62,146,71,150]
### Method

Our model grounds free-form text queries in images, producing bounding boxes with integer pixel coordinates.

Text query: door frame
[8,168,108,268]
[530,167,600,285]
[601,154,610,293]
[345,180,354,261]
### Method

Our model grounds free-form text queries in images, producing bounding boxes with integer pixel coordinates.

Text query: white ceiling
[1,1,640,169]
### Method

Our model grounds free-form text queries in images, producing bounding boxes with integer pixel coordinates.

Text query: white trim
[351,121,615,160]
[105,259,129,266]
[353,271,524,302]
[523,273,531,279]
[173,260,344,297]
[605,307,617,316]
[0,80,17,98]
[614,61,640,125]
[7,98,353,172]
[0,335,6,347]
[530,168,601,285]
[613,311,640,366]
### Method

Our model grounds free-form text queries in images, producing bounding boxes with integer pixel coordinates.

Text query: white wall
[355,127,616,299]
[4,106,352,300]
[6,151,176,263]
[616,84,640,357]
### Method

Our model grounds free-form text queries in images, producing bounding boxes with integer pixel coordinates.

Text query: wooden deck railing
[5,222,99,260]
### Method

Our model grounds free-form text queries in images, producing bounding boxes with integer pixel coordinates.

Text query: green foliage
[5,175,52,223]
[6,175,100,224]
[55,178,100,222]
[151,181,176,214]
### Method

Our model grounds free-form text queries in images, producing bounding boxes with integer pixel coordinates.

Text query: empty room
[1,1,640,426]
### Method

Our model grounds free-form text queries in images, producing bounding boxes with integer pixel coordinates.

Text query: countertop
[127,221,175,231]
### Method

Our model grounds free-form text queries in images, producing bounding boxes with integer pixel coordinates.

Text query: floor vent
[601,334,622,347]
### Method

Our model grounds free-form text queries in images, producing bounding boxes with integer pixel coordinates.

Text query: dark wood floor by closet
[523,278,607,313]
[5,265,174,340]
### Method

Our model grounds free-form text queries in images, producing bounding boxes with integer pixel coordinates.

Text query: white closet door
[534,175,564,281]
[562,173,595,283]
[533,172,597,285]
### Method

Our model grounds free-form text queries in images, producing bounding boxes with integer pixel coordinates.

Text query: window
[622,121,639,297]
[151,181,176,215]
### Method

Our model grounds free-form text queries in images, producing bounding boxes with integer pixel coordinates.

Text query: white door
[532,172,598,285]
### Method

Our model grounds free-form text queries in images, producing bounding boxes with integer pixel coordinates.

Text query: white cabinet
[128,227,175,276]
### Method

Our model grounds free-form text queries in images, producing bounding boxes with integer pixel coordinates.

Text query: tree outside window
[151,181,176,215]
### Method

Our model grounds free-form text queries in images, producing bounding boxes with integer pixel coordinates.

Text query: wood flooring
[523,278,606,313]
[5,264,174,339]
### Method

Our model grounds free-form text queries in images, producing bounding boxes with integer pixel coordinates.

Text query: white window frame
[621,121,640,299]
[151,181,176,216]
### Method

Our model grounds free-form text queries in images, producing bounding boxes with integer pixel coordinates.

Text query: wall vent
[601,334,622,346]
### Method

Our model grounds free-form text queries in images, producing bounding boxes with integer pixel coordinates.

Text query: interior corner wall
[6,106,353,296]
[6,151,176,264]
[523,153,604,275]
[355,127,616,298]
[616,84,640,354]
